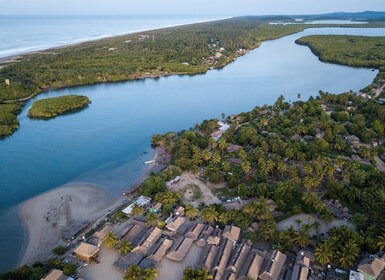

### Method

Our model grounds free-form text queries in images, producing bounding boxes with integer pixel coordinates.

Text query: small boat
[144,160,155,165]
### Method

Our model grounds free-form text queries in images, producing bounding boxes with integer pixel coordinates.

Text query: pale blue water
[0,15,226,58]
[0,25,384,272]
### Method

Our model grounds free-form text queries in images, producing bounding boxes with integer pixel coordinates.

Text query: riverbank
[18,146,162,266]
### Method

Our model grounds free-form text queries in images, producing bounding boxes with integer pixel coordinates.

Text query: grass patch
[211,187,236,202]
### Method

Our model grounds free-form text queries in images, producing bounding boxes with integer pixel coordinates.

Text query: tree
[183,266,213,280]
[63,264,77,276]
[293,229,310,248]
[202,149,211,162]
[335,239,359,269]
[124,265,158,280]
[200,205,219,224]
[185,205,198,220]
[103,232,119,248]
[52,246,66,256]
[314,240,334,266]
[118,240,132,254]
[377,232,385,251]
[146,212,159,227]
[131,203,145,217]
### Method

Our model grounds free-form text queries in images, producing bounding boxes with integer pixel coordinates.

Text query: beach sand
[19,182,116,265]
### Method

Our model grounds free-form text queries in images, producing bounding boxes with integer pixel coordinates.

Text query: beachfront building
[93,224,113,246]
[74,242,100,263]
[41,269,72,280]
[122,195,151,215]
[120,223,147,247]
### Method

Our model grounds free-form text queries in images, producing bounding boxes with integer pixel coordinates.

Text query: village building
[198,244,219,271]
[132,227,163,255]
[324,199,352,221]
[222,270,237,280]
[185,223,205,240]
[222,225,241,242]
[174,206,185,216]
[207,228,223,246]
[148,202,162,214]
[166,236,194,261]
[196,225,214,247]
[165,216,186,234]
[147,237,174,263]
[358,256,385,280]
[122,195,151,215]
[62,221,89,242]
[120,223,147,247]
[114,252,143,272]
[166,176,181,188]
[41,269,70,280]
[290,251,310,280]
[211,238,234,280]
[226,242,251,273]
[93,224,113,245]
[259,250,287,280]
[227,144,243,153]
[237,250,265,280]
[73,242,100,263]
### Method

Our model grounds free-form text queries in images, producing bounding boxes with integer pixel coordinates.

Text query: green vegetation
[123,265,157,280]
[183,267,213,280]
[51,245,67,256]
[28,95,90,118]
[0,103,21,137]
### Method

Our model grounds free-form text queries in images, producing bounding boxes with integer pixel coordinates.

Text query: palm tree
[377,232,385,251]
[314,240,334,266]
[218,138,228,152]
[241,160,251,174]
[131,203,145,217]
[212,152,221,164]
[118,240,132,254]
[200,205,218,224]
[222,161,230,172]
[335,239,359,269]
[146,212,159,227]
[124,265,158,280]
[202,149,211,162]
[185,205,198,220]
[103,232,119,248]
[183,266,213,280]
[293,229,310,248]
[209,138,218,149]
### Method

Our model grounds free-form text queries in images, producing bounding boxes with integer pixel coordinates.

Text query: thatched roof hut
[358,256,385,279]
[93,224,113,245]
[198,244,218,271]
[226,242,251,273]
[74,242,99,262]
[259,250,287,280]
[185,223,205,240]
[166,216,186,233]
[41,269,67,280]
[132,227,163,255]
[114,252,143,271]
[196,225,214,247]
[237,250,265,280]
[148,237,174,262]
[166,236,194,262]
[207,228,222,246]
[222,225,241,242]
[211,239,234,280]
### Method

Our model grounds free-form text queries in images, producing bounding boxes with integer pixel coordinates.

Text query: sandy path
[19,182,116,265]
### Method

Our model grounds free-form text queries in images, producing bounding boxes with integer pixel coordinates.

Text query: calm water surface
[0,27,384,271]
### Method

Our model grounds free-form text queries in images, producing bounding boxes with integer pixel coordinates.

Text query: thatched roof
[358,257,385,278]
[226,242,251,273]
[259,250,287,280]
[74,242,99,259]
[148,237,174,262]
[211,239,234,280]
[121,224,147,247]
[166,216,186,232]
[174,206,185,216]
[196,225,214,247]
[132,227,163,255]
[223,225,241,242]
[41,269,67,280]
[198,244,218,271]
[207,228,222,246]
[93,224,113,240]
[238,251,265,280]
[222,270,237,280]
[166,236,194,262]
[185,223,205,240]
[114,252,143,271]
[139,257,157,270]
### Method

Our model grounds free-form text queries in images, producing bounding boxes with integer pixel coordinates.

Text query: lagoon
[0,27,384,271]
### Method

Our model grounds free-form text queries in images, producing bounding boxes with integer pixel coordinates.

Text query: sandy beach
[19,182,117,265]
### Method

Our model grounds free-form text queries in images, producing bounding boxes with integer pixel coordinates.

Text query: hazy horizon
[1,0,385,16]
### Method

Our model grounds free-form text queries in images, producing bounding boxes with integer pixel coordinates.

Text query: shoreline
[0,16,231,63]
[17,146,162,267]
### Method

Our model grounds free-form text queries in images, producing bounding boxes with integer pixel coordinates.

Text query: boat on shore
[144,160,155,165]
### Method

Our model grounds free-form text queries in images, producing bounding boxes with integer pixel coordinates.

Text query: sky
[0,0,385,16]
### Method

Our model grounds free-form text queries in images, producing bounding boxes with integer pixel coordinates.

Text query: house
[259,250,287,280]
[122,195,151,215]
[207,228,222,246]
[167,176,181,188]
[198,244,218,271]
[290,251,310,280]
[132,227,163,255]
[237,250,265,280]
[148,237,174,263]
[121,224,147,247]
[174,206,185,216]
[166,216,186,233]
[41,269,69,280]
[227,144,243,153]
[93,224,113,245]
[324,199,352,221]
[211,238,234,280]
[138,257,157,269]
[114,252,143,271]
[166,236,194,261]
[62,221,89,242]
[196,225,214,247]
[226,242,251,273]
[222,271,237,280]
[228,158,242,166]
[74,242,100,262]
[185,223,205,240]
[358,256,385,280]
[222,225,241,242]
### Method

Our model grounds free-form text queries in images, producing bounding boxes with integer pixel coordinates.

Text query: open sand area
[19,182,118,265]
[157,244,203,280]
[77,246,124,280]
[169,172,223,206]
